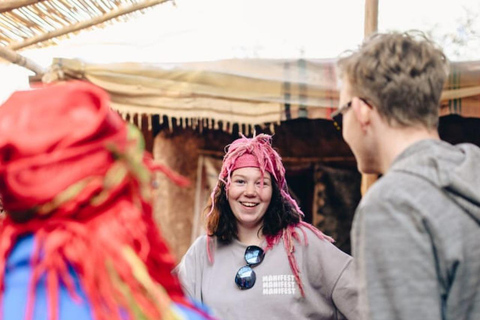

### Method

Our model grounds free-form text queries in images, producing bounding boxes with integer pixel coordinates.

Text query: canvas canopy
[43,57,480,133]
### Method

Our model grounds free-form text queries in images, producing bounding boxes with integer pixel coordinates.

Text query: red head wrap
[0,81,201,320]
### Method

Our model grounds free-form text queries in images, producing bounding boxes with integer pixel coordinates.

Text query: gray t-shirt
[176,226,358,320]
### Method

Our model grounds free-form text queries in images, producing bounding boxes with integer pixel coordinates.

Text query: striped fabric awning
[441,60,480,118]
[43,57,480,132]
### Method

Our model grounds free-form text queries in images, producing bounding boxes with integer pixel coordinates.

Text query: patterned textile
[312,164,362,255]
[441,60,480,118]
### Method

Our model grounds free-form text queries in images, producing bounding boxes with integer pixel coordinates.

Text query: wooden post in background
[361,0,379,195]
[364,0,379,38]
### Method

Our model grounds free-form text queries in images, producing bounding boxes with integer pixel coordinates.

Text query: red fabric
[231,153,265,173]
[0,82,125,213]
[0,81,193,320]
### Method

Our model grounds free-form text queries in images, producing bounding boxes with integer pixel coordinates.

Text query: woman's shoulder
[185,234,209,256]
[293,223,351,259]
[294,224,353,288]
[293,223,334,245]
[190,234,208,246]
[184,234,227,260]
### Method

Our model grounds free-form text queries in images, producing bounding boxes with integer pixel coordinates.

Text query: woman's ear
[351,97,372,132]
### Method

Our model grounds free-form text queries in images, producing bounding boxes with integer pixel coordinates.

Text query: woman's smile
[239,201,259,208]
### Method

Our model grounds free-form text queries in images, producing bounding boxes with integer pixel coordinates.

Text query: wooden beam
[141,114,154,154]
[361,172,379,195]
[8,0,171,50]
[361,0,380,195]
[0,45,44,75]
[0,0,46,13]
[364,0,379,37]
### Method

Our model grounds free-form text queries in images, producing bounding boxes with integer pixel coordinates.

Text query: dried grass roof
[0,0,171,51]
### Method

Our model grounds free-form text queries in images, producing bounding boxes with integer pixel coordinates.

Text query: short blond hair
[337,31,449,129]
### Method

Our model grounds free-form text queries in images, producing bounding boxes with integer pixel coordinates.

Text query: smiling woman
[175,134,360,320]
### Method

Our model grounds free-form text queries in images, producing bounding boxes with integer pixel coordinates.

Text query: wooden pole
[361,0,379,195]
[0,45,44,75]
[0,0,46,13]
[7,0,171,51]
[364,0,379,37]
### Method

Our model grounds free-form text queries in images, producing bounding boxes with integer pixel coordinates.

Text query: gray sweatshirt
[352,139,480,320]
[177,226,359,320]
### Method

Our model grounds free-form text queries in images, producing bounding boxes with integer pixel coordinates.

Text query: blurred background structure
[1,0,479,259]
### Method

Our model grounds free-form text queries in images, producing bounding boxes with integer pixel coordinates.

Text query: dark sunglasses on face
[331,101,352,131]
[235,245,265,290]
[331,98,372,131]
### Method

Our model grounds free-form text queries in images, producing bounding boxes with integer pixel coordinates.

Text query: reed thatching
[0,0,172,74]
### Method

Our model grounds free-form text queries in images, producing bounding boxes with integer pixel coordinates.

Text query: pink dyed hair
[207,133,302,217]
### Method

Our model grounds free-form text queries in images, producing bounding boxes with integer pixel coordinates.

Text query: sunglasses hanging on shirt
[235,245,265,290]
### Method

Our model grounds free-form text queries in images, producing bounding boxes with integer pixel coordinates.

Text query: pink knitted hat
[208,134,302,215]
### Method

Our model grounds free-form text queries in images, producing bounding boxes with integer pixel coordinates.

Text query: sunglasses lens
[245,246,264,265]
[332,113,343,131]
[235,246,264,289]
[235,265,256,289]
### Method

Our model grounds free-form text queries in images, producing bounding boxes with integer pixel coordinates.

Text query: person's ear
[352,97,372,132]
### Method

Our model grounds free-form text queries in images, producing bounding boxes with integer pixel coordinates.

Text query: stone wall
[152,129,205,262]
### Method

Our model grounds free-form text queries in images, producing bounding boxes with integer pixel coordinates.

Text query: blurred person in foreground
[176,134,358,319]
[334,31,480,320]
[0,81,213,320]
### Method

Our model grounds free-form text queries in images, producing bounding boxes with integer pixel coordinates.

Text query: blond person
[334,32,480,320]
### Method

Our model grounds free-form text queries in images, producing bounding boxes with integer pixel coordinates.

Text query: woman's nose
[244,183,257,196]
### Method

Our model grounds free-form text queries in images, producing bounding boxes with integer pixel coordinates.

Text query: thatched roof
[0,0,171,74]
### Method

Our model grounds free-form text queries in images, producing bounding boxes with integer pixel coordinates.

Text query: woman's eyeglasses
[235,245,265,290]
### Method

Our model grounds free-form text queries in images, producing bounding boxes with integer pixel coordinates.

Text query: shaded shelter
[39,56,480,258]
